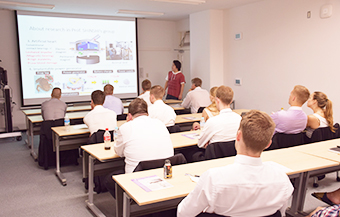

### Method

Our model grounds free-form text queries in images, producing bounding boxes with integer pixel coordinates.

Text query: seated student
[41,87,67,121]
[270,85,310,134]
[102,84,124,115]
[192,86,219,130]
[84,90,117,135]
[181,77,211,114]
[177,110,294,217]
[138,79,152,107]
[113,98,174,173]
[149,85,176,127]
[312,187,340,206]
[307,205,340,217]
[197,85,241,148]
[305,91,335,138]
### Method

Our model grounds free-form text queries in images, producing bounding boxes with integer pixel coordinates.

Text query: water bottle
[104,128,111,150]
[114,126,119,141]
[64,115,70,131]
[200,117,205,130]
[164,159,172,179]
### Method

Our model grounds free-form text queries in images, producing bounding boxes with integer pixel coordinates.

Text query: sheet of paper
[182,133,200,140]
[73,124,88,130]
[132,175,173,192]
[182,116,197,120]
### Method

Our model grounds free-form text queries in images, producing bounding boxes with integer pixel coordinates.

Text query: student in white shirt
[181,77,211,114]
[177,110,294,217]
[197,85,241,148]
[114,98,174,173]
[102,84,124,115]
[148,85,176,127]
[83,90,117,135]
[138,79,152,107]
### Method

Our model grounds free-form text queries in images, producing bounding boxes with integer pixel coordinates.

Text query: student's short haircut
[191,78,202,87]
[215,85,233,105]
[104,84,114,95]
[91,90,105,105]
[150,85,165,100]
[173,60,181,71]
[51,87,61,98]
[292,85,310,105]
[128,98,148,116]
[142,79,151,91]
[240,110,275,153]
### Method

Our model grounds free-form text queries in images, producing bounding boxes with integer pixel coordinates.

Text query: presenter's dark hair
[129,98,148,116]
[91,90,105,105]
[173,60,181,71]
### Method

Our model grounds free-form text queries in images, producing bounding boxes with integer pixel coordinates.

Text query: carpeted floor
[0,132,339,217]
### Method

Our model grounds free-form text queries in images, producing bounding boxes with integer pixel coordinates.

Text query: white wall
[224,0,340,123]
[0,10,189,130]
[190,10,224,91]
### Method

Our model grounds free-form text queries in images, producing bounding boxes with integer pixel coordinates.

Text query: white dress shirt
[198,108,241,148]
[177,155,294,217]
[103,95,124,115]
[181,87,211,113]
[83,105,117,135]
[114,115,174,173]
[148,100,176,127]
[138,91,152,107]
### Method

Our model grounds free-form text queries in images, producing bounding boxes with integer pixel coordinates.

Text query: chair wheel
[336,177,340,182]
[313,183,319,188]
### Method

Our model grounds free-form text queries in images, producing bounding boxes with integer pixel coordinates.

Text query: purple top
[270,106,307,134]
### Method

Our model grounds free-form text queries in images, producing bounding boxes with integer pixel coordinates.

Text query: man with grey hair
[41,87,67,121]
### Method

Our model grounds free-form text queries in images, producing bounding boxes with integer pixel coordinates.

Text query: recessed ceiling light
[117,9,164,16]
[0,1,55,9]
[151,0,205,5]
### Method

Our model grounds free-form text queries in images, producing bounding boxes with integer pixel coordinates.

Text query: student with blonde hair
[192,86,219,130]
[306,91,335,137]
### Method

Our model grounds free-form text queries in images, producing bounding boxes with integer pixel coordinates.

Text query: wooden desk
[81,129,200,217]
[51,121,125,186]
[232,109,250,116]
[164,99,182,104]
[175,113,201,124]
[113,149,338,217]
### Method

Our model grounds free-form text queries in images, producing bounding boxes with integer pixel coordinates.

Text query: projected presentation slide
[16,12,138,106]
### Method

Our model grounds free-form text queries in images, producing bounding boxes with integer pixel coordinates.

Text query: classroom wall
[224,0,340,123]
[0,10,189,130]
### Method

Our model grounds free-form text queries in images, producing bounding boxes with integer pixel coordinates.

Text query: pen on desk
[185,173,200,177]
[337,145,340,148]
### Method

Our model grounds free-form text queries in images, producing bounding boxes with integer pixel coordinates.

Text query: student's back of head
[91,90,105,105]
[292,85,310,105]
[239,110,275,153]
[129,98,148,116]
[51,87,62,99]
[141,79,151,91]
[150,85,165,100]
[104,84,114,95]
[191,78,202,87]
[216,85,233,105]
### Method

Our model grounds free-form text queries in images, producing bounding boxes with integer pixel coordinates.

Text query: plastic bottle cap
[106,128,108,130]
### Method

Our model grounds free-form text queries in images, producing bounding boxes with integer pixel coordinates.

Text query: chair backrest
[304,123,339,144]
[117,114,127,121]
[167,125,181,133]
[196,210,281,217]
[268,132,304,150]
[133,153,187,172]
[87,129,114,144]
[40,118,65,140]
[197,107,205,113]
[204,141,236,160]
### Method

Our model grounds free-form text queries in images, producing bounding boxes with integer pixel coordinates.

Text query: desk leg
[116,182,124,217]
[29,120,38,161]
[297,172,310,213]
[54,133,66,186]
[25,116,29,146]
[86,155,106,217]
[83,150,89,182]
[287,173,305,216]
[123,192,131,217]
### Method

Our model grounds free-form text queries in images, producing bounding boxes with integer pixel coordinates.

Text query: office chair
[196,210,281,217]
[267,132,304,150]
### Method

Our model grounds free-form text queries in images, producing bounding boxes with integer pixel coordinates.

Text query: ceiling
[0,0,264,20]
